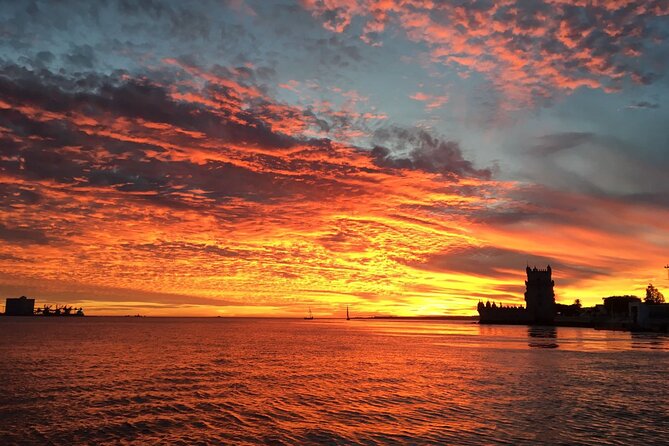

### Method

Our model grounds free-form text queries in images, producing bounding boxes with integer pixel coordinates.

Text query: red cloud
[302,0,669,108]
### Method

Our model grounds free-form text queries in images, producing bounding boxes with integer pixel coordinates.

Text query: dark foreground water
[1,318,669,445]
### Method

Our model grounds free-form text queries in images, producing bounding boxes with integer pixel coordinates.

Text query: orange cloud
[1,62,667,318]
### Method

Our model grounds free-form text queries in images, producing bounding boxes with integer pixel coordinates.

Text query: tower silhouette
[524,265,556,325]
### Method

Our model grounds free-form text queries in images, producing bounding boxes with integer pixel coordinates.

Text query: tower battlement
[526,265,552,274]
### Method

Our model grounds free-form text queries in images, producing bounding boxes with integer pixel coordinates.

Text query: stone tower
[524,265,555,325]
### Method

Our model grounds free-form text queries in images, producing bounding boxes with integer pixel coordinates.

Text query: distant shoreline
[2,314,479,320]
[367,315,478,321]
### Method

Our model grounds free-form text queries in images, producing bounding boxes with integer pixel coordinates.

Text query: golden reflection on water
[0,318,668,445]
[349,319,669,352]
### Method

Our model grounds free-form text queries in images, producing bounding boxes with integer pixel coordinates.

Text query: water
[1,318,668,445]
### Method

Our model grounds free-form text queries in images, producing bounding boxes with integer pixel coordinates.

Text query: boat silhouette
[304,307,313,320]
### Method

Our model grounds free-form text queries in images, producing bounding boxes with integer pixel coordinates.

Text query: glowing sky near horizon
[1,0,669,316]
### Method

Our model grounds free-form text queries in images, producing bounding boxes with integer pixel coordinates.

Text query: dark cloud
[63,44,97,69]
[371,127,491,179]
[0,223,50,245]
[0,65,282,205]
[0,184,41,207]
[0,62,394,217]
[0,63,297,149]
[415,246,611,288]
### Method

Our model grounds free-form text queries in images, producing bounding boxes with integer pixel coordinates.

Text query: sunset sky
[1,0,668,316]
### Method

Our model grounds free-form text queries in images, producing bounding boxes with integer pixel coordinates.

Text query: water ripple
[1,318,668,445]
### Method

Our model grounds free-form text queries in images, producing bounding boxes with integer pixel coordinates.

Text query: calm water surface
[1,318,668,445]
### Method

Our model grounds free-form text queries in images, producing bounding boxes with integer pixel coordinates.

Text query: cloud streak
[0,61,506,315]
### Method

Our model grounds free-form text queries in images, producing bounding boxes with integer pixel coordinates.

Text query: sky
[1,0,668,316]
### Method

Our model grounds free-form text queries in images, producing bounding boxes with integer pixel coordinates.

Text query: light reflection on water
[353,319,669,352]
[1,317,668,445]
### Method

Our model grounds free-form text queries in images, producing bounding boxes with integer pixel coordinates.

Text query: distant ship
[304,307,313,320]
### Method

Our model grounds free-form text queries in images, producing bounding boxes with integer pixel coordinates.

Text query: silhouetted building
[478,265,556,325]
[603,295,641,318]
[477,300,529,324]
[5,296,35,316]
[629,301,669,332]
[524,265,556,324]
